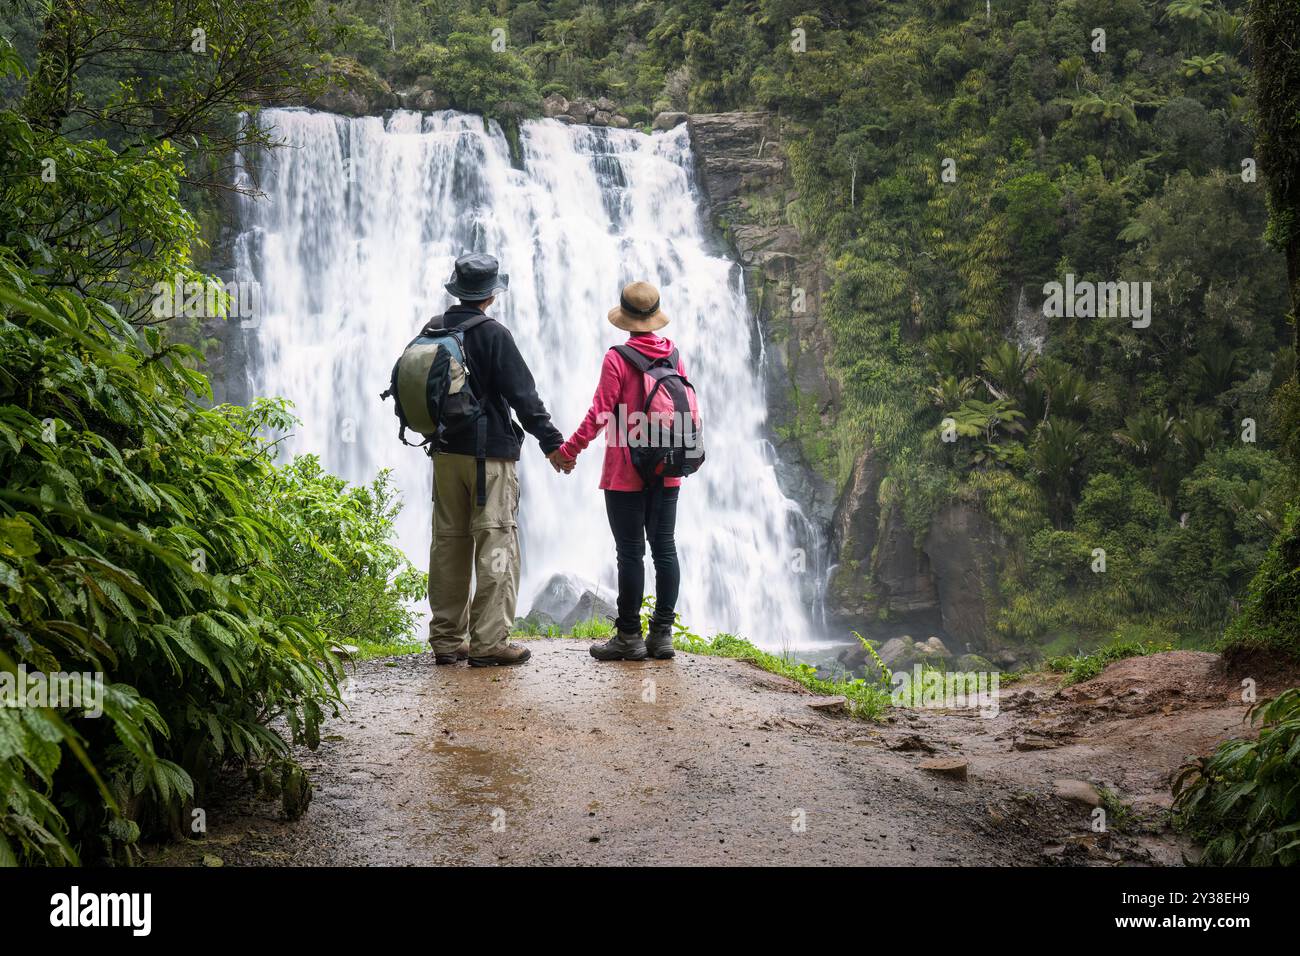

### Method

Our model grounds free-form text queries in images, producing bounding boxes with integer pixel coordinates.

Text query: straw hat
[608,281,669,333]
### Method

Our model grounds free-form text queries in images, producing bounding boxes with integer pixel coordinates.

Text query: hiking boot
[434,641,470,666]
[590,629,648,662]
[645,624,675,660]
[468,642,532,667]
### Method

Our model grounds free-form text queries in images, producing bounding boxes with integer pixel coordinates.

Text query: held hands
[547,448,576,474]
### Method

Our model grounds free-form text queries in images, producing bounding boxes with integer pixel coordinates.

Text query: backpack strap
[612,344,652,373]
[455,315,492,506]
[438,313,493,506]
[421,312,493,336]
[455,314,493,335]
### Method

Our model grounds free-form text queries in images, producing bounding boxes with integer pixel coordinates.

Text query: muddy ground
[146,643,1290,866]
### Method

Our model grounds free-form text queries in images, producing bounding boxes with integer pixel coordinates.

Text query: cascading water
[233,107,819,650]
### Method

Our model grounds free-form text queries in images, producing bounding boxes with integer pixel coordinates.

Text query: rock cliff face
[685,112,839,530]
[685,111,1008,655]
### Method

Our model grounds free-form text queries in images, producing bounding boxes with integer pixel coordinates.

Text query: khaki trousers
[427,454,520,656]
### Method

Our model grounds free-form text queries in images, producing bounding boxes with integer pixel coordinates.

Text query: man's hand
[547,449,576,474]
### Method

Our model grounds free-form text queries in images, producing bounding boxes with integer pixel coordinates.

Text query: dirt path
[150,643,1277,866]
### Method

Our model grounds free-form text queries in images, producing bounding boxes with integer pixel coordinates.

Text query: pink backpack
[612,345,705,483]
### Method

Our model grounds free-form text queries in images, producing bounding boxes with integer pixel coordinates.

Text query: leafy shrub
[1222,508,1300,660]
[0,263,353,863]
[266,456,425,658]
[1045,630,1176,685]
[674,623,892,720]
[1174,688,1300,865]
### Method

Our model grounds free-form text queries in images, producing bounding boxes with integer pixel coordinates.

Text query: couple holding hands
[423,254,696,668]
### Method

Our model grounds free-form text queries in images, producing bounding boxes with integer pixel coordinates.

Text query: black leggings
[604,486,680,634]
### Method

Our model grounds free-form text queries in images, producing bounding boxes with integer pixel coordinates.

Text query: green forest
[281,0,1300,651]
[1,0,1298,868]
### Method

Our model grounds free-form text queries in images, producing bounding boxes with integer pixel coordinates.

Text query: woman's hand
[547,449,576,474]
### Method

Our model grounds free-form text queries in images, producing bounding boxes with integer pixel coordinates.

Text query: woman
[551,281,689,662]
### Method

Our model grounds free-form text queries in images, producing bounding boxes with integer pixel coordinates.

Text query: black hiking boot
[468,642,532,667]
[590,628,648,662]
[434,641,470,666]
[645,624,675,660]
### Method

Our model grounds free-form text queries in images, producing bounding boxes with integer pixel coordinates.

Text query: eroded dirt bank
[148,643,1286,866]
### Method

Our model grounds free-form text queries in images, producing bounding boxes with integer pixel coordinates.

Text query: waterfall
[233,107,819,650]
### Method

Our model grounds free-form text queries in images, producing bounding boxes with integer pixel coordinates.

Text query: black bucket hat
[444,253,509,301]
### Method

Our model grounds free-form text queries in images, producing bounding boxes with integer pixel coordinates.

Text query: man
[427,253,572,667]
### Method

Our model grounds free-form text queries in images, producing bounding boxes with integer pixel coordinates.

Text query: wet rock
[806,695,847,714]
[653,111,688,131]
[957,654,995,672]
[303,57,399,116]
[560,590,616,631]
[403,87,449,112]
[528,572,585,623]
[1053,779,1102,808]
[1013,282,1048,354]
[924,504,1007,653]
[542,92,569,118]
[1013,734,1060,751]
[566,98,596,122]
[886,734,937,753]
[917,636,952,659]
[919,757,968,782]
[686,110,839,536]
[876,636,914,668]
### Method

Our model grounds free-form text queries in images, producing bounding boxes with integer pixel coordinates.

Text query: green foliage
[1222,508,1300,659]
[0,28,417,864]
[1174,688,1300,865]
[1045,629,1177,685]
[397,16,541,121]
[0,254,348,864]
[676,630,893,721]
[265,456,426,657]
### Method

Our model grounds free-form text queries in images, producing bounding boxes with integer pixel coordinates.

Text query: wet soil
[145,643,1293,867]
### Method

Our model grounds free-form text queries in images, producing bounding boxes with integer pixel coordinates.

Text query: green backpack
[380,313,490,504]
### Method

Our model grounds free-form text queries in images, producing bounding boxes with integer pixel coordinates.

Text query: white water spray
[234,108,818,649]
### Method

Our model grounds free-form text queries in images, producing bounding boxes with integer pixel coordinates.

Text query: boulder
[560,589,616,631]
[595,96,616,113]
[592,110,612,127]
[806,695,847,714]
[916,636,952,659]
[924,503,1007,653]
[528,572,585,624]
[566,98,595,122]
[1053,779,1102,808]
[402,87,449,112]
[542,92,570,118]
[919,758,968,782]
[305,57,399,116]
[876,636,915,668]
[652,111,688,131]
[957,654,995,672]
[610,114,630,129]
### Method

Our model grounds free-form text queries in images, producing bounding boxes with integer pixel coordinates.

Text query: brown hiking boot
[468,642,532,667]
[434,641,470,666]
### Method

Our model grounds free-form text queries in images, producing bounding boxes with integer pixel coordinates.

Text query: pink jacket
[560,334,686,491]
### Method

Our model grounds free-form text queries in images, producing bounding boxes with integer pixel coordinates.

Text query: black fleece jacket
[426,304,564,459]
